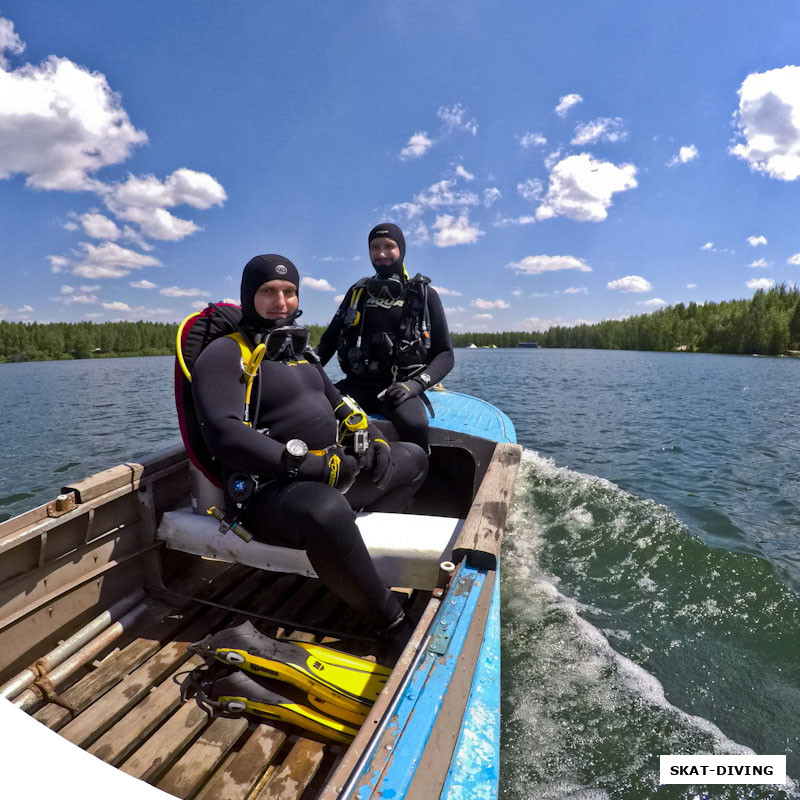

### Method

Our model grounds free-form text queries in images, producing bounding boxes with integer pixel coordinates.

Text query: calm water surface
[1,349,798,799]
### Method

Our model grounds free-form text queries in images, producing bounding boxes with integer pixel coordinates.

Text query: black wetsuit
[191,335,428,626]
[317,282,454,450]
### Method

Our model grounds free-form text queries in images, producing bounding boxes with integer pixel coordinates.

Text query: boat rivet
[385,744,393,751]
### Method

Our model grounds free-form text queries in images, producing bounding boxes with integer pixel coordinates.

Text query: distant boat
[467,343,478,348]
[517,342,540,348]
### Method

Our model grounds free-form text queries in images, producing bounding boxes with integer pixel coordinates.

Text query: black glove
[359,434,396,491]
[337,453,360,494]
[297,446,360,490]
[382,378,424,408]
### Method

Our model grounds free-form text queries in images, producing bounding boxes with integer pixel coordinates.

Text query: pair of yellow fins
[186,620,392,744]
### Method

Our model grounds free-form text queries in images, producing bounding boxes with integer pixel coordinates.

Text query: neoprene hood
[368,222,406,277]
[240,254,300,332]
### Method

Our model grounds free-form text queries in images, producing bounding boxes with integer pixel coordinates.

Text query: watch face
[420,373,431,384]
[286,439,308,458]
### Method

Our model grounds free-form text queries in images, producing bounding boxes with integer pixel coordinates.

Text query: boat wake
[500,450,799,800]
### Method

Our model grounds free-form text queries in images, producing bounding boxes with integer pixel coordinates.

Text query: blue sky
[2,1,800,333]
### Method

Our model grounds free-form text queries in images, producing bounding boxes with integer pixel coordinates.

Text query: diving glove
[359,427,395,491]
[382,378,424,408]
[296,445,359,491]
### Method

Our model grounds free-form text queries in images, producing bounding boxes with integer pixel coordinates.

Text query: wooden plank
[451,442,522,570]
[119,699,209,783]
[155,716,248,799]
[88,654,204,765]
[63,463,142,504]
[404,571,496,800]
[253,738,325,800]
[194,724,287,800]
[317,596,442,800]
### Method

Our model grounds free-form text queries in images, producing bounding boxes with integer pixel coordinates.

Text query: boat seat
[156,506,464,591]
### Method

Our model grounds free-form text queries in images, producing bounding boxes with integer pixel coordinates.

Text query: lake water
[1,349,798,799]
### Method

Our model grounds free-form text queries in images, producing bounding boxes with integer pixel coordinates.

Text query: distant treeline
[3,286,799,363]
[0,319,327,362]
[451,285,800,356]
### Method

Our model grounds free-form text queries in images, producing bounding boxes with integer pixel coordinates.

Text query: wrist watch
[285,438,308,479]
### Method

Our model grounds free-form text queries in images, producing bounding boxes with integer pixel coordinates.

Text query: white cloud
[483,187,501,207]
[517,178,544,202]
[80,212,121,240]
[473,313,494,320]
[48,255,70,273]
[432,214,484,247]
[454,164,474,181]
[0,46,147,190]
[788,253,800,265]
[731,65,800,181]
[747,235,767,246]
[571,117,627,145]
[334,294,345,304]
[159,286,210,298]
[747,258,770,268]
[511,289,523,297]
[399,131,432,160]
[555,93,583,117]
[390,201,425,219]
[472,298,510,309]
[190,301,208,310]
[72,241,162,278]
[102,168,226,241]
[437,103,477,136]
[536,153,638,222]
[444,306,465,314]
[17,304,33,312]
[686,283,698,288]
[431,285,462,296]
[701,242,714,250]
[414,179,478,208]
[747,277,775,290]
[562,286,588,295]
[507,254,592,275]
[0,16,25,68]
[668,144,699,166]
[60,291,98,305]
[494,215,537,227]
[102,301,132,312]
[130,279,157,289]
[607,275,653,293]
[301,277,336,291]
[640,297,667,307]
[521,314,596,330]
[520,132,547,148]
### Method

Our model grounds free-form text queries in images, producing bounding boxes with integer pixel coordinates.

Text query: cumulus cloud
[130,279,157,289]
[607,275,653,293]
[437,103,477,136]
[494,215,537,227]
[563,286,588,295]
[668,144,699,166]
[507,254,592,275]
[0,16,25,68]
[700,242,714,250]
[444,306,465,314]
[72,241,162,278]
[80,212,121,240]
[159,286,210,298]
[571,117,627,145]
[730,65,800,181]
[788,253,800,265]
[473,313,494,320]
[555,93,583,117]
[520,132,547,148]
[454,164,474,181]
[0,30,147,190]
[687,283,698,288]
[517,178,544,202]
[483,187,501,207]
[472,298,510,309]
[640,297,667,307]
[102,301,132,312]
[399,131,433,159]
[536,153,638,222]
[747,235,767,246]
[747,277,775,290]
[301,277,336,291]
[414,179,478,209]
[432,214,484,247]
[747,258,770,268]
[431,285,462,296]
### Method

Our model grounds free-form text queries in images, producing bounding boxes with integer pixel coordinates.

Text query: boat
[0,386,521,799]
[517,342,540,349]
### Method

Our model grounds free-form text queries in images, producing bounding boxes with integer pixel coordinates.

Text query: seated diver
[190,254,429,636]
[316,222,454,452]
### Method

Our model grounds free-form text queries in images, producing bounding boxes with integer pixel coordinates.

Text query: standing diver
[316,223,454,452]
[190,254,428,636]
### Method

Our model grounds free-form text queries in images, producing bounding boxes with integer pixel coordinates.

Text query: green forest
[1,286,799,363]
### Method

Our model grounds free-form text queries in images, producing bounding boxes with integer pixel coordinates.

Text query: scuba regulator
[206,471,257,543]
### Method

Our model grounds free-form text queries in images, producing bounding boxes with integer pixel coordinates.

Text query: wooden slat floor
[24,564,419,800]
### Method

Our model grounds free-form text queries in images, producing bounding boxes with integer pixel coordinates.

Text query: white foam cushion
[157,507,463,590]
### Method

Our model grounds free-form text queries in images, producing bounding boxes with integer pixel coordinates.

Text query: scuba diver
[316,223,454,452]
[188,254,428,637]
